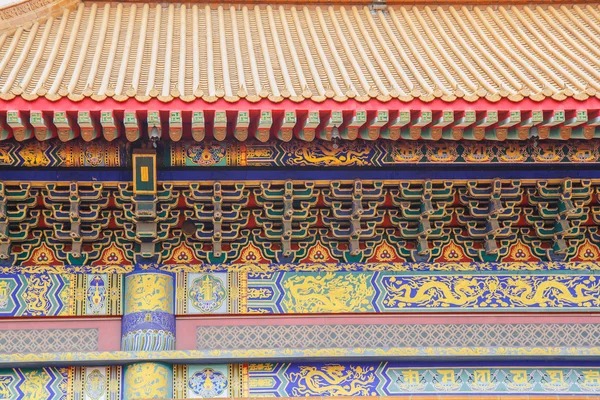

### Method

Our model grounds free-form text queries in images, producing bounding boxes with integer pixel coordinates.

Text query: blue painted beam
[1,165,600,181]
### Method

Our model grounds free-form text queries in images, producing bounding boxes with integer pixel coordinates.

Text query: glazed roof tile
[0,2,600,103]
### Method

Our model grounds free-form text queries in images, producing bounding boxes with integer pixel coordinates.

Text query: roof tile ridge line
[388,7,436,94]
[241,6,262,96]
[288,6,323,97]
[145,3,162,96]
[230,5,246,97]
[543,6,600,65]
[461,5,535,93]
[254,5,280,98]
[483,5,560,94]
[131,3,149,94]
[266,5,294,98]
[301,6,341,97]
[68,3,98,94]
[511,6,590,91]
[99,3,123,96]
[48,2,85,95]
[84,3,110,93]
[564,6,600,50]
[161,3,175,98]
[19,17,53,92]
[33,7,70,95]
[448,5,519,94]
[339,6,389,96]
[397,6,454,95]
[497,5,573,91]
[0,33,6,52]
[178,4,186,97]
[315,5,361,96]
[433,5,498,94]
[422,5,492,94]
[115,3,137,96]
[323,6,368,95]
[579,4,600,37]
[192,4,200,94]
[217,5,232,97]
[0,26,23,78]
[278,5,308,97]
[362,6,410,96]
[411,6,475,92]
[1,22,38,93]
[352,6,403,96]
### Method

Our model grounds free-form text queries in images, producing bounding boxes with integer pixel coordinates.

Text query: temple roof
[0,3,599,104]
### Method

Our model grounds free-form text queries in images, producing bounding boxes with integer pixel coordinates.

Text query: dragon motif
[284,142,371,166]
[505,277,599,307]
[383,276,482,307]
[282,272,374,313]
[288,364,376,396]
[20,370,49,400]
[23,275,52,316]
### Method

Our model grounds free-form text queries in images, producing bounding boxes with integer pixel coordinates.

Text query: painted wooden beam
[147,110,161,142]
[213,110,227,141]
[169,111,183,141]
[564,110,587,128]
[278,111,296,142]
[124,111,140,142]
[234,111,250,141]
[54,111,78,142]
[380,110,409,140]
[256,110,272,142]
[191,111,205,142]
[295,110,319,142]
[319,110,343,141]
[30,111,54,141]
[6,110,32,141]
[359,110,388,140]
[77,111,100,142]
[100,111,120,141]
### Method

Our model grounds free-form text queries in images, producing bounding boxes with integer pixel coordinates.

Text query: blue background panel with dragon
[246,272,600,313]
[0,367,68,399]
[0,274,122,317]
[245,363,600,396]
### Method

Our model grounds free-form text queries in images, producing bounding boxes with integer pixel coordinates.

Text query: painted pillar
[122,270,175,398]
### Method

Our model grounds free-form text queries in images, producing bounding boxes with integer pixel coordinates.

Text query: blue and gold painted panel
[245,272,600,313]
[243,363,600,396]
[0,274,122,316]
[0,367,69,399]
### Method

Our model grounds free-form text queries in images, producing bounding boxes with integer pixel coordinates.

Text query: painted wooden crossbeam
[319,110,343,141]
[276,111,296,142]
[5,107,600,144]
[30,111,54,141]
[6,110,31,141]
[234,111,250,141]
[213,111,227,141]
[0,113,10,141]
[563,110,587,127]
[147,110,161,142]
[256,110,272,142]
[360,110,388,140]
[295,111,319,142]
[380,110,410,140]
[124,111,140,142]
[191,111,205,141]
[77,111,100,142]
[100,111,119,141]
[339,110,366,140]
[169,111,183,142]
[463,111,498,140]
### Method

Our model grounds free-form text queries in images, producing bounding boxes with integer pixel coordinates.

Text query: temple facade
[1,0,600,398]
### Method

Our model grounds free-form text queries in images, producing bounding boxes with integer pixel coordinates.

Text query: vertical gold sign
[133,150,156,194]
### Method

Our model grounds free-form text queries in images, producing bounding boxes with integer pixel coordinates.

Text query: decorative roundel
[188,368,228,398]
